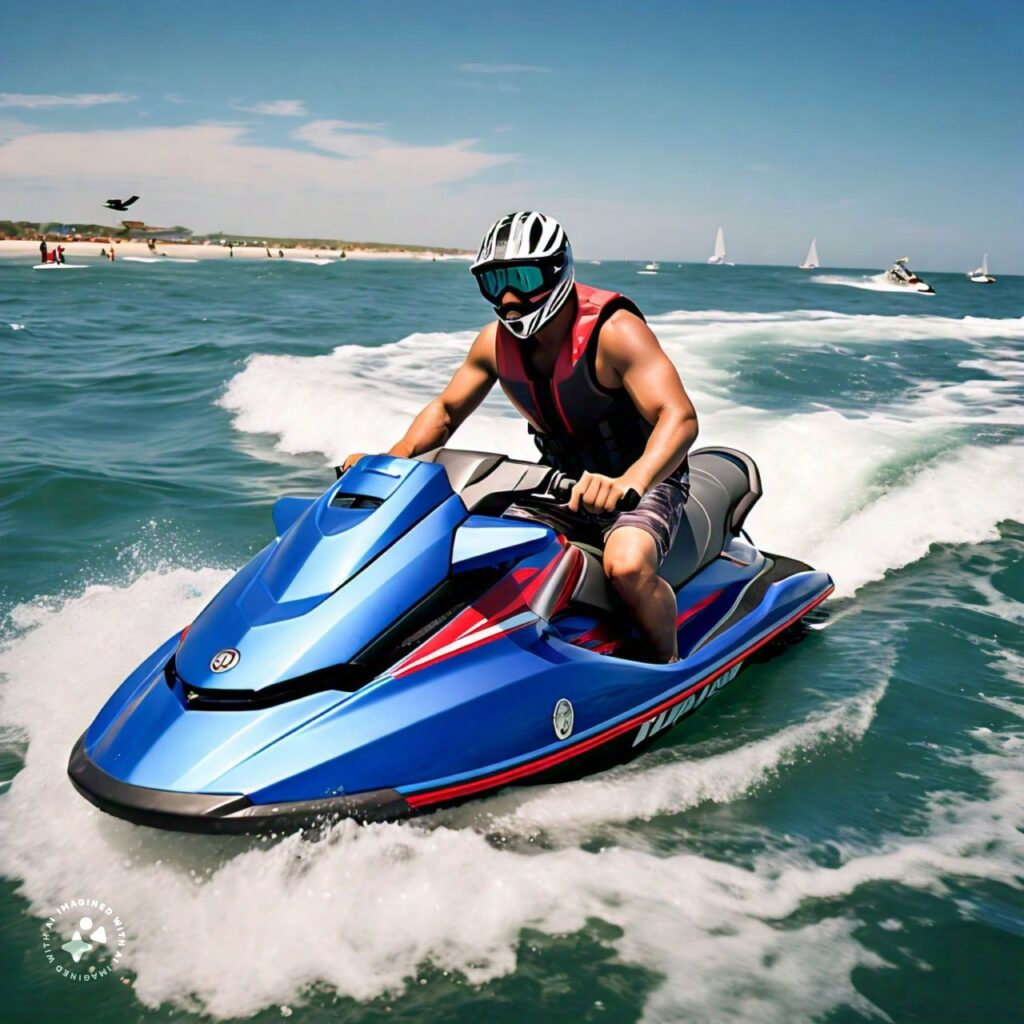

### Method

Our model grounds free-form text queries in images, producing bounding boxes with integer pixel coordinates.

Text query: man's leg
[603,526,678,662]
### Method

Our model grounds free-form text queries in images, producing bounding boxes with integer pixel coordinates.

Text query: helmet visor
[472,255,565,305]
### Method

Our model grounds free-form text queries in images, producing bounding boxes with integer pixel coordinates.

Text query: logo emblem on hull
[553,698,574,740]
[210,648,240,673]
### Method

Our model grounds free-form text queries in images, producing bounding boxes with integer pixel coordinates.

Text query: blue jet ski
[69,447,833,832]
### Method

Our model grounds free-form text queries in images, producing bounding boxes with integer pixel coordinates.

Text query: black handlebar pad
[550,473,641,512]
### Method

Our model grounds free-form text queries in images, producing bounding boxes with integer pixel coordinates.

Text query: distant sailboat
[799,238,819,270]
[706,227,732,265]
[967,253,995,284]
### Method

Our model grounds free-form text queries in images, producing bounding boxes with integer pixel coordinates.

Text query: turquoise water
[0,256,1021,1022]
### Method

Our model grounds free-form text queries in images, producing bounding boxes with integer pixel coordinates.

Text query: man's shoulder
[595,304,659,370]
[596,304,646,342]
[469,320,499,369]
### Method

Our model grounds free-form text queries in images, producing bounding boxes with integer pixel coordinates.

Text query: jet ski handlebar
[545,472,641,512]
[334,453,640,513]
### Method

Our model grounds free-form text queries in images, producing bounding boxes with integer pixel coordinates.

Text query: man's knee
[604,538,656,591]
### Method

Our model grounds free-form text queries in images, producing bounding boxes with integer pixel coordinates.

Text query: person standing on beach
[39,239,47,265]
[56,245,66,264]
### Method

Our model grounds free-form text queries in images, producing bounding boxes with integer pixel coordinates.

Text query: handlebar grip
[550,475,642,513]
[550,474,576,503]
[617,488,641,512]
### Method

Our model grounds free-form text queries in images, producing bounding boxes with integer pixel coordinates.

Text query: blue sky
[1,0,1022,271]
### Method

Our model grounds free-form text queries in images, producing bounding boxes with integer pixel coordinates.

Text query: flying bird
[104,195,140,212]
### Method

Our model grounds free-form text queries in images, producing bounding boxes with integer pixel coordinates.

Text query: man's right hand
[340,452,368,473]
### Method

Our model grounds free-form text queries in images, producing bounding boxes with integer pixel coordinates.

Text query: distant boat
[638,261,659,275]
[706,227,733,265]
[967,253,995,284]
[799,238,819,270]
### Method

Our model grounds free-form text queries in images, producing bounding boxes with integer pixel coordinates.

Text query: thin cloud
[458,63,551,74]
[233,99,310,117]
[0,92,136,109]
[0,120,518,246]
[0,121,514,200]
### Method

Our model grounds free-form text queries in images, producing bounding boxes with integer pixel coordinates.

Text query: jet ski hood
[174,456,463,694]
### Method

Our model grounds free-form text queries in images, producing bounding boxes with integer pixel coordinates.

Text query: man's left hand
[568,472,643,514]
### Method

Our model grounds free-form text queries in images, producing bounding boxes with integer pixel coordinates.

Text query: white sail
[707,227,726,264]
[969,253,993,280]
[800,238,818,269]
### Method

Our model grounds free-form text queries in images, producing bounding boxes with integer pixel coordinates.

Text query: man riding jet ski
[886,257,935,294]
[345,212,697,663]
[68,213,834,832]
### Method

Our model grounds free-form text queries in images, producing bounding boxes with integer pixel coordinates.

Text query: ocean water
[0,256,1021,1023]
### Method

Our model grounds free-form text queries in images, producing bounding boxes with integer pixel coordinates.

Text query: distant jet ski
[885,257,935,294]
[104,195,140,212]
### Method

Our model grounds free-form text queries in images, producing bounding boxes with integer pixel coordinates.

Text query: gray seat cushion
[658,448,761,590]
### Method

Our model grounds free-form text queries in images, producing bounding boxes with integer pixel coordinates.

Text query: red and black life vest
[496,283,684,480]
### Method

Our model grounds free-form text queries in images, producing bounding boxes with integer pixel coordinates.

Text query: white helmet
[471,211,575,339]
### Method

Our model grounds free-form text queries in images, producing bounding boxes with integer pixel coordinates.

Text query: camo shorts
[507,475,689,566]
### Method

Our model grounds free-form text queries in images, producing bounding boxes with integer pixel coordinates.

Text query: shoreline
[0,238,473,263]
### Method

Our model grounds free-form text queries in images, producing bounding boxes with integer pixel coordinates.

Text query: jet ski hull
[885,271,934,293]
[69,577,829,832]
[69,449,833,833]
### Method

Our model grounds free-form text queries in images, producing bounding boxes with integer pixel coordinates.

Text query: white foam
[812,273,936,295]
[807,444,1024,598]
[0,567,1021,1020]
[219,311,1023,599]
[652,308,1024,345]
[479,674,889,836]
[219,331,538,465]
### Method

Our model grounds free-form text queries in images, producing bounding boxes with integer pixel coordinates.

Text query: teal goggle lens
[479,265,546,302]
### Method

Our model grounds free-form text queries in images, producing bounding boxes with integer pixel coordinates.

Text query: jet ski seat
[658,447,761,590]
[568,448,761,613]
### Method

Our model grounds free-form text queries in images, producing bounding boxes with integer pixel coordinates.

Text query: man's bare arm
[606,311,698,490]
[342,326,498,469]
[569,310,697,512]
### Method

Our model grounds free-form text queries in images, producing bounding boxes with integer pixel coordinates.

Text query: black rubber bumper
[67,735,412,834]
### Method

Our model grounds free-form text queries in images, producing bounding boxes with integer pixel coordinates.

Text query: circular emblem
[553,698,574,740]
[210,648,240,673]
[39,896,128,982]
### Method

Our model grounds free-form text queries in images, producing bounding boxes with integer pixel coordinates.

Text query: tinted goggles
[472,257,562,304]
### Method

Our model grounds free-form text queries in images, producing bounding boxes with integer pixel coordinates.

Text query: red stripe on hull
[405,586,833,808]
[675,588,725,627]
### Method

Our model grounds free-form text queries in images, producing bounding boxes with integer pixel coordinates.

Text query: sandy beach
[0,238,472,263]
